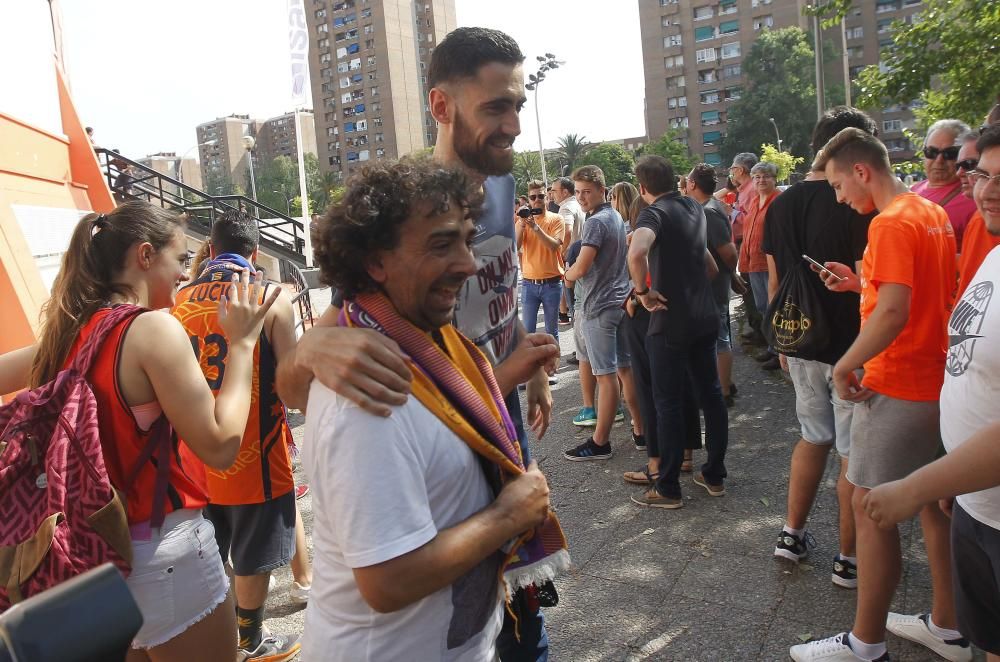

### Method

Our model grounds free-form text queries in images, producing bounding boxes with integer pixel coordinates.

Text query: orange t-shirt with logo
[859,192,957,401]
[957,211,1000,299]
[172,267,294,505]
[518,211,566,280]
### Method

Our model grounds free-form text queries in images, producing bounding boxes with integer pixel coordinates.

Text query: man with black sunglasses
[517,180,567,344]
[913,119,979,249]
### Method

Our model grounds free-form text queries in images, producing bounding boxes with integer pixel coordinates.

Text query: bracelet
[634,287,649,296]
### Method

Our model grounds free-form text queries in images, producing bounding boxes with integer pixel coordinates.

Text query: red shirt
[738,190,779,273]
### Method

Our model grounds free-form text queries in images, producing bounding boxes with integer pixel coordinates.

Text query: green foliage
[551,134,592,176]
[760,144,805,183]
[577,143,636,186]
[513,151,544,194]
[304,152,343,217]
[254,155,300,215]
[802,0,856,28]
[856,0,1000,130]
[637,129,696,175]
[720,27,839,167]
[204,168,233,197]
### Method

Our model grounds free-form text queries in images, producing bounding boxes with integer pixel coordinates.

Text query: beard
[453,110,514,177]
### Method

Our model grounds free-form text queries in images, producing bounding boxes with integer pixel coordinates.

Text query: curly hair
[313,156,484,297]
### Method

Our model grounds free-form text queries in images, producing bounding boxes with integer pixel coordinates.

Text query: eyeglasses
[528,193,545,201]
[956,158,979,172]
[967,170,1000,188]
[752,174,775,181]
[922,146,960,161]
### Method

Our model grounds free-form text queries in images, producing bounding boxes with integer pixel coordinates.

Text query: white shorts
[127,509,230,649]
[786,357,855,457]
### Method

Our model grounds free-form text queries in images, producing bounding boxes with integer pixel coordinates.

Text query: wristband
[634,287,649,296]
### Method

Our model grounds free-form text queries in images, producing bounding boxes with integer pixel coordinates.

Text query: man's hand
[832,362,872,402]
[863,479,923,529]
[525,368,553,439]
[939,497,954,519]
[815,261,862,293]
[295,326,412,417]
[492,461,551,534]
[638,289,668,312]
[625,296,637,318]
[493,333,559,395]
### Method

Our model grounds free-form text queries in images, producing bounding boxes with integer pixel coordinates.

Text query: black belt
[523,276,562,285]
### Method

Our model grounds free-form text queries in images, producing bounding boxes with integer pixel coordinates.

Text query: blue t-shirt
[577,203,630,319]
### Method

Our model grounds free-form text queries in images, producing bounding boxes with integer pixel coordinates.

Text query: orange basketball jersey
[172,266,294,505]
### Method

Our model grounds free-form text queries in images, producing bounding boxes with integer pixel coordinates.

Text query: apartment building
[135,152,203,200]
[639,0,923,167]
[255,110,318,167]
[305,0,457,180]
[196,114,259,195]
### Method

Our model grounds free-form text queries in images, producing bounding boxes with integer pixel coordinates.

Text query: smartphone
[802,254,846,282]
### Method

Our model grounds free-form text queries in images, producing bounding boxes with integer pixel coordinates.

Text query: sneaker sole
[572,420,598,427]
[773,547,807,563]
[692,475,726,497]
[242,645,301,662]
[564,452,612,462]
[831,573,858,589]
[630,495,683,509]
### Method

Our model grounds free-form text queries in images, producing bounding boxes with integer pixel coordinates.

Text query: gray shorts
[573,299,589,363]
[846,393,941,488]
[579,306,631,376]
[205,490,296,576]
[786,357,855,457]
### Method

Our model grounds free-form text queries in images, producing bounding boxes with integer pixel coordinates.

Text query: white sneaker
[789,633,887,661]
[290,581,311,605]
[885,613,972,662]
[268,574,276,593]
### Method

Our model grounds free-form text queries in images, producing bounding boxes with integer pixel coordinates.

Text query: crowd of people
[2,23,1000,662]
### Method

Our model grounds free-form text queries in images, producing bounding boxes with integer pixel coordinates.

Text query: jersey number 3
[189,333,229,389]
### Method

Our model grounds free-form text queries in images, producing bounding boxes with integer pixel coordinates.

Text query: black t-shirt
[636,192,718,341]
[761,179,873,364]
[704,197,733,305]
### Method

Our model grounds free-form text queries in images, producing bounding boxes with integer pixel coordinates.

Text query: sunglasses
[528,193,545,200]
[922,146,960,161]
[957,158,979,172]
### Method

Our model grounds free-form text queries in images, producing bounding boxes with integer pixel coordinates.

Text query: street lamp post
[272,190,292,215]
[177,140,217,187]
[242,135,258,201]
[525,53,564,189]
[769,117,783,152]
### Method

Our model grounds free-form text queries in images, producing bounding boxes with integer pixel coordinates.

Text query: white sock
[783,525,804,537]
[927,615,961,641]
[837,553,857,565]
[848,632,887,661]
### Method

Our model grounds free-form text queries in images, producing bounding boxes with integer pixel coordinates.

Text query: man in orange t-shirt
[790,128,967,662]
[517,179,566,342]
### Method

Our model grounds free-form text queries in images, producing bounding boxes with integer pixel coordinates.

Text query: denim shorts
[716,302,732,352]
[579,306,630,376]
[786,357,854,457]
[573,299,589,363]
[126,509,230,649]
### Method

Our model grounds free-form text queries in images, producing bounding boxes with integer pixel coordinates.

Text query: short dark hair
[313,156,484,298]
[634,155,676,196]
[211,209,259,257]
[527,179,545,191]
[812,127,892,175]
[688,163,718,195]
[811,106,878,155]
[427,27,524,90]
[555,177,574,194]
[977,123,1000,155]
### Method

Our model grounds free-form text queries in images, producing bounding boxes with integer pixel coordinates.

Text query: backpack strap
[122,415,173,530]
[70,305,147,376]
[938,182,963,209]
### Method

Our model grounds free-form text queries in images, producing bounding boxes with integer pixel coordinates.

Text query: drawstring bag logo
[770,301,812,350]
[763,262,830,358]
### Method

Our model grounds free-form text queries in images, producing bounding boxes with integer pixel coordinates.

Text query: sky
[58,0,647,160]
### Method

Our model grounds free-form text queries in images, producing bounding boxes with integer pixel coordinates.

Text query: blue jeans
[521,280,562,342]
[645,332,729,498]
[748,271,769,317]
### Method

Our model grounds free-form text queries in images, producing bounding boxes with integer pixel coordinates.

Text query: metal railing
[95,148,307,266]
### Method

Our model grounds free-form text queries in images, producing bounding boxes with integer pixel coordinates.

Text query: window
[326,126,337,137]
[373,117,383,126]
[720,42,741,58]
[660,0,679,4]
[703,130,723,144]
[364,24,374,34]
[663,34,682,48]
[695,26,715,41]
[318,38,330,49]
[701,110,721,125]
[885,138,910,152]
[669,117,689,129]
[719,0,737,14]
[336,46,347,58]
[661,16,676,27]
[341,92,352,103]
[705,152,723,166]
[359,150,370,161]
[371,85,379,96]
[694,5,713,20]
[351,73,363,83]
[667,95,687,109]
[883,119,902,132]
[877,19,892,33]
[315,8,327,20]
[698,68,717,84]
[336,61,348,73]
[847,46,863,59]
[722,63,742,79]
[357,119,368,131]
[751,0,772,6]
[349,57,362,70]
[876,0,897,12]
[344,122,355,133]
[361,7,372,16]
[354,103,365,113]
[339,76,350,88]
[368,72,377,81]
[367,55,376,66]
[725,86,742,100]
[753,15,773,30]
[321,67,332,78]
[846,26,863,39]
[347,43,360,54]
[700,90,720,104]
[371,102,381,113]
[365,39,375,49]
[666,74,686,89]
[719,20,739,35]
[664,55,684,68]
[375,132,384,143]
[317,23,329,34]
[902,0,919,5]
[696,47,717,63]
[324,111,336,122]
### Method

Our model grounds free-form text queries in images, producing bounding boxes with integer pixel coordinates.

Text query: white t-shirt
[300,382,503,661]
[941,245,1000,530]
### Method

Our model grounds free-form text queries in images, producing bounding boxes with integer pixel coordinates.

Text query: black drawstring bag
[763,261,831,357]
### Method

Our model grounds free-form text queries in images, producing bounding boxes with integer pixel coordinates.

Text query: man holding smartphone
[517,180,567,343]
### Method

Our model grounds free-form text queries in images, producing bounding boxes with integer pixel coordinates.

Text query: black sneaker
[774,529,816,562]
[632,431,646,450]
[564,438,612,461]
[558,312,571,324]
[831,555,858,589]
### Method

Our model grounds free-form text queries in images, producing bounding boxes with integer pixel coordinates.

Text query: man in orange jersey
[517,179,566,343]
[791,129,969,662]
[956,126,1000,298]
[172,210,300,662]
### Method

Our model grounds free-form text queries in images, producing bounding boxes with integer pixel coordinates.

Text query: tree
[251,155,300,216]
[551,134,592,176]
[720,27,839,167]
[578,143,636,186]
[638,129,696,175]
[513,151,543,194]
[855,0,1000,130]
[759,143,804,183]
[304,152,343,216]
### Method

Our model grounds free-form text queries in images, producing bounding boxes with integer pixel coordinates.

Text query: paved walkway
[266,292,969,661]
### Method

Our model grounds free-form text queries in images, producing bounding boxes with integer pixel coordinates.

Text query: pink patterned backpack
[0,305,171,610]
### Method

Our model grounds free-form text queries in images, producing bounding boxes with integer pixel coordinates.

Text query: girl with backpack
[3,201,278,660]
